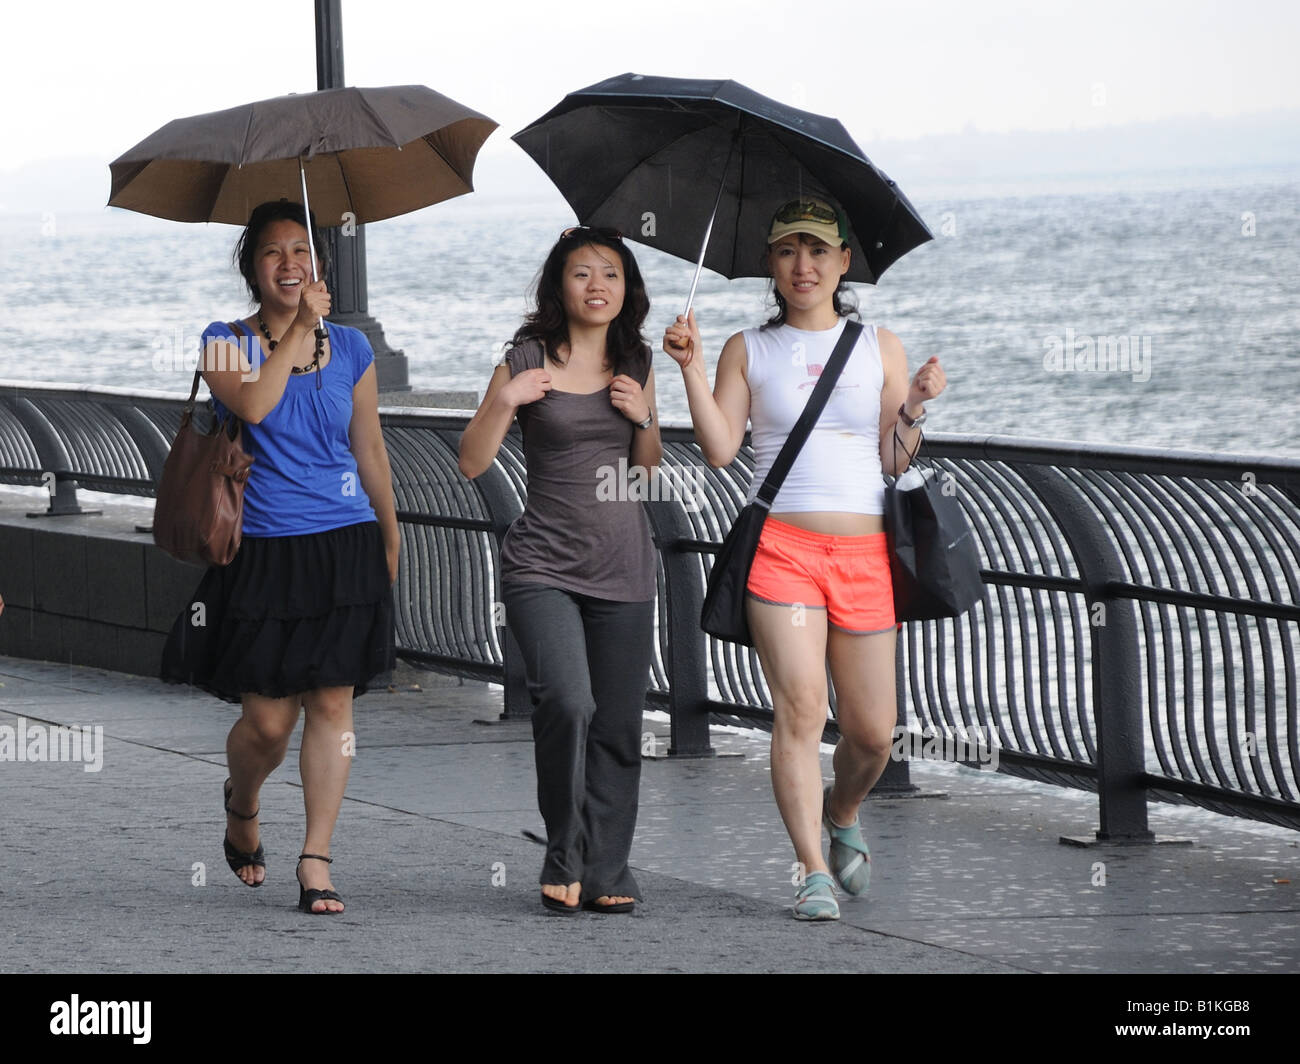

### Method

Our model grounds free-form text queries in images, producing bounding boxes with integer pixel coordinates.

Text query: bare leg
[748,597,832,879]
[225,693,300,885]
[825,626,898,826]
[297,685,355,912]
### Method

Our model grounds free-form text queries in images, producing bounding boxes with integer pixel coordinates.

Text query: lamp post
[314,0,409,391]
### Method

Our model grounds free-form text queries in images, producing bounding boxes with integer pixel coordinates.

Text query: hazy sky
[3,0,1299,174]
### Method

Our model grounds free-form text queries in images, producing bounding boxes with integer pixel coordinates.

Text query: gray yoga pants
[503,582,655,901]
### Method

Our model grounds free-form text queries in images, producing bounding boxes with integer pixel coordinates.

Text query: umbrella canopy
[109,84,497,226]
[512,73,932,287]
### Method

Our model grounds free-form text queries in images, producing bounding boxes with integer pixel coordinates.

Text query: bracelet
[897,403,927,429]
[635,410,654,430]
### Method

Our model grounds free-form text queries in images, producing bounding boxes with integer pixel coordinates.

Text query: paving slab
[0,654,1296,975]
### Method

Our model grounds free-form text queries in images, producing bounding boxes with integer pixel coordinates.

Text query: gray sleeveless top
[498,340,656,602]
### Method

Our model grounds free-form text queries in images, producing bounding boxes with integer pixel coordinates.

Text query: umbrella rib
[355,89,407,148]
[727,115,746,278]
[204,162,233,223]
[420,132,472,188]
[335,154,356,221]
[236,106,256,167]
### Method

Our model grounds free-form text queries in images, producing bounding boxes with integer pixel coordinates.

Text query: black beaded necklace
[257,312,326,390]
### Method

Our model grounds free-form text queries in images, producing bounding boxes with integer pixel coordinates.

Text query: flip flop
[541,890,580,916]
[582,898,635,914]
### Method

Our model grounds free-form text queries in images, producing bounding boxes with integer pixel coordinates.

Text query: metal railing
[2,378,1298,835]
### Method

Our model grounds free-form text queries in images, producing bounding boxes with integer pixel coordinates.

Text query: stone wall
[0,489,199,677]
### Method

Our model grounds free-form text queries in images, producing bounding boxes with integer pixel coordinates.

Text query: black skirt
[160,521,395,704]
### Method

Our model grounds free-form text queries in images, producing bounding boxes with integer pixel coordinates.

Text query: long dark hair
[760,233,860,329]
[233,201,328,304]
[508,228,651,380]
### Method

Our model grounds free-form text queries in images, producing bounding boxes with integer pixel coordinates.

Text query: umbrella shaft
[299,161,321,285]
[682,130,737,319]
[298,159,324,336]
[682,214,715,318]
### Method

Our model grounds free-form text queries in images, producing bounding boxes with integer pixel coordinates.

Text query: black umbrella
[513,73,932,311]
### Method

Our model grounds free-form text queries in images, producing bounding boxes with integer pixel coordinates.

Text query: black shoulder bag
[700,320,863,646]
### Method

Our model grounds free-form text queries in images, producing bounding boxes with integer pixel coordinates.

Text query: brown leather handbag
[152,322,254,566]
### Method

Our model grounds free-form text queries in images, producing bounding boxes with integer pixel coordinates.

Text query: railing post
[643,498,714,757]
[1020,466,1154,842]
[2,398,98,516]
[872,634,919,794]
[114,404,171,484]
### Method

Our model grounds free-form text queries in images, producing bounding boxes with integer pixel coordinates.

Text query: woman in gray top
[460,226,661,914]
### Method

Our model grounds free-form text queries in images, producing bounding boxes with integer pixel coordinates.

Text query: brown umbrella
[108,84,498,228]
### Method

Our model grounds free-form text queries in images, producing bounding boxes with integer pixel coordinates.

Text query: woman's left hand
[610,375,650,424]
[386,542,399,585]
[907,356,947,412]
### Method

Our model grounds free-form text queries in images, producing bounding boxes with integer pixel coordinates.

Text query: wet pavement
[0,654,1297,974]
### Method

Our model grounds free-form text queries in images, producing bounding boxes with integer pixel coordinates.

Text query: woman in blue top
[161,201,399,915]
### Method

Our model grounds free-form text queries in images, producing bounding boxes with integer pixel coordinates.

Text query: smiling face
[561,243,626,328]
[767,232,852,313]
[252,219,320,313]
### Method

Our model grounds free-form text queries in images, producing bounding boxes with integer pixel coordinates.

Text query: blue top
[201,319,377,537]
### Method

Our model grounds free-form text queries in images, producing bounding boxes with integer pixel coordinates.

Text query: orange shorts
[745,517,896,634]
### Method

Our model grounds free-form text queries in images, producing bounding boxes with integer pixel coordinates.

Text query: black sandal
[582,897,636,914]
[223,778,265,887]
[541,890,580,916]
[297,853,344,914]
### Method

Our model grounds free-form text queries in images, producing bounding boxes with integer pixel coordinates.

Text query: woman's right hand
[499,368,552,408]
[294,279,331,331]
[662,310,701,369]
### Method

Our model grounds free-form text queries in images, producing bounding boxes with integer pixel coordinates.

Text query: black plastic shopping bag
[885,465,984,623]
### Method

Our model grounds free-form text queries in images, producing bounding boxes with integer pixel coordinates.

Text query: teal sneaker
[823,784,871,895]
[793,871,840,921]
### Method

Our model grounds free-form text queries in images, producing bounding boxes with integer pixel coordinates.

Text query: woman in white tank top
[664,197,947,921]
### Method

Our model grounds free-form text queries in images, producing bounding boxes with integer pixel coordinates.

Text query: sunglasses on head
[561,225,624,242]
[774,200,839,227]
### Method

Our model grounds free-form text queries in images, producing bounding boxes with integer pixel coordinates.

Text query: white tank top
[743,318,886,514]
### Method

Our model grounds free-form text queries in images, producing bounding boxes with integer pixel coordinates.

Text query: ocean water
[1,166,1297,458]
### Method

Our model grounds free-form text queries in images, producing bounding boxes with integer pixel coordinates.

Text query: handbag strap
[892,421,925,471]
[754,320,863,509]
[186,322,247,423]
